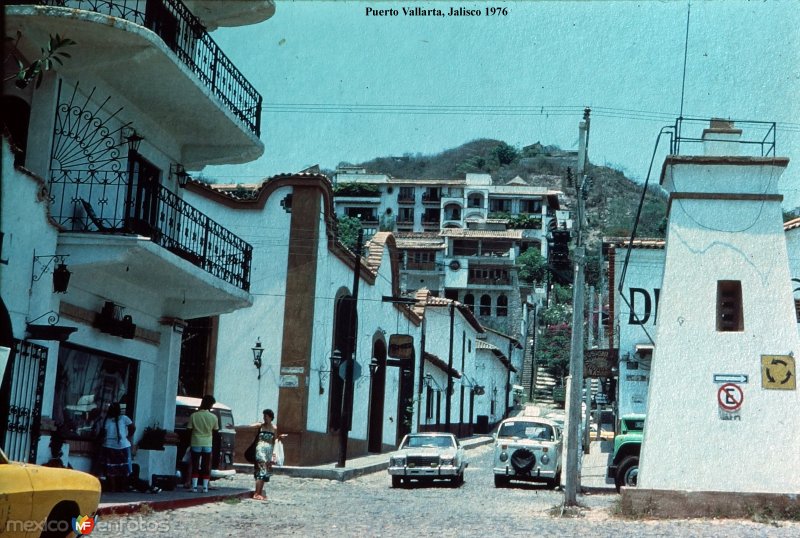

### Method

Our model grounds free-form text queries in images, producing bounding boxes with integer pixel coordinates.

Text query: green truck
[606,413,645,492]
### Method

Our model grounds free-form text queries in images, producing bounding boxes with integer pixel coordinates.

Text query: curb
[96,490,253,516]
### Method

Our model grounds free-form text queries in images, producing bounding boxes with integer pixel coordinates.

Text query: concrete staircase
[533,365,559,406]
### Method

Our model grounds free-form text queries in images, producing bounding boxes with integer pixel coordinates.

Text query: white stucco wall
[639,161,800,493]
[613,247,664,417]
[191,186,292,426]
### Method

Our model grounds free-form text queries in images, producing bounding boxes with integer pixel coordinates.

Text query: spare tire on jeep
[510,448,536,473]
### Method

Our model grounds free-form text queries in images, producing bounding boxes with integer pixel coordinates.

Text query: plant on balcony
[333,183,381,197]
[488,211,512,220]
[507,215,543,229]
[4,31,75,89]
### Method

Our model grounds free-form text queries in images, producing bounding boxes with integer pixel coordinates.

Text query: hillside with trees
[336,138,669,245]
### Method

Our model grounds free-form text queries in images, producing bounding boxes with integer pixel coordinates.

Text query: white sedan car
[493,417,562,488]
[388,433,467,488]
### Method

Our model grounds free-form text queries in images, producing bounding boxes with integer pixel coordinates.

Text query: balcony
[8,0,264,167]
[406,261,437,271]
[397,194,416,204]
[421,193,441,205]
[48,169,252,292]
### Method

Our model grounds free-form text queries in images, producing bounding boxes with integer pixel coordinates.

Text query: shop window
[717,280,743,331]
[52,344,138,440]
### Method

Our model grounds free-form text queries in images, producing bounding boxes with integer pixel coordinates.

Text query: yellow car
[0,447,101,538]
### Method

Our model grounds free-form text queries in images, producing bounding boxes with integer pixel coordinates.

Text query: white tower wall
[639,124,800,493]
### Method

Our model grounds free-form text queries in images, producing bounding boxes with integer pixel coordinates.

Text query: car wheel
[451,472,464,488]
[615,456,639,492]
[391,476,402,488]
[494,475,508,488]
[42,501,79,538]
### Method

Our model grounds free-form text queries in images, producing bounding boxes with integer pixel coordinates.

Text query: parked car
[0,446,101,538]
[607,413,645,492]
[174,396,236,482]
[388,432,467,488]
[493,417,562,489]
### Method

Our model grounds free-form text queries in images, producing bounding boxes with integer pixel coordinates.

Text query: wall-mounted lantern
[32,253,71,294]
[252,338,264,379]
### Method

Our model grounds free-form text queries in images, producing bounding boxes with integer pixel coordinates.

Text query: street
[98,445,800,537]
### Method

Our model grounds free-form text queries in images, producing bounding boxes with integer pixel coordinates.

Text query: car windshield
[403,435,454,449]
[497,421,554,441]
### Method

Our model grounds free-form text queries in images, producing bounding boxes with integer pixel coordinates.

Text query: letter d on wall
[628,288,651,325]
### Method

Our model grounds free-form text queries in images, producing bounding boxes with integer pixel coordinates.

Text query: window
[480,295,491,316]
[398,187,415,202]
[398,207,414,222]
[52,344,138,440]
[468,194,483,208]
[464,294,475,313]
[717,280,743,331]
[489,198,512,213]
[497,295,508,317]
[426,386,434,419]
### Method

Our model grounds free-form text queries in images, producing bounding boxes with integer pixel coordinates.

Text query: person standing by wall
[188,394,219,493]
[101,402,134,492]
[253,408,286,500]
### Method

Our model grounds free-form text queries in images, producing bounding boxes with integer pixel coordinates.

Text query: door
[126,152,161,236]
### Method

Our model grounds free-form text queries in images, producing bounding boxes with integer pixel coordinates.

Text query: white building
[638,119,800,493]
[606,238,665,418]
[1,0,273,480]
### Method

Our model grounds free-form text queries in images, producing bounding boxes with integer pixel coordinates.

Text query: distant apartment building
[331,167,566,338]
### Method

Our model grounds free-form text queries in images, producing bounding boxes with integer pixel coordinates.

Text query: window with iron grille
[717,280,743,331]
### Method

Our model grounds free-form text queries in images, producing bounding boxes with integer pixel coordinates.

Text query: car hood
[395,448,457,458]
[496,438,559,449]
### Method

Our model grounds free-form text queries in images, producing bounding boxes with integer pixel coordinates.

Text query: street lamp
[252,338,264,379]
[369,357,379,376]
[330,349,343,371]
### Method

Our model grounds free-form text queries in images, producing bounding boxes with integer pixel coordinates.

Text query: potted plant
[138,424,167,451]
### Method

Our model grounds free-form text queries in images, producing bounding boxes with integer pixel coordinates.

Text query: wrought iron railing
[48,169,252,291]
[16,0,262,136]
[670,117,776,157]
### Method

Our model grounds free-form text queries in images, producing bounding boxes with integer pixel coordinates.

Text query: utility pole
[445,301,455,431]
[338,228,363,468]
[565,108,590,505]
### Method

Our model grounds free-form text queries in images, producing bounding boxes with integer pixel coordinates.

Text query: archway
[328,293,355,432]
[367,338,386,453]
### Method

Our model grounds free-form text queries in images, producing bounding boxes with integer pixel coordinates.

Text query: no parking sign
[717,383,743,412]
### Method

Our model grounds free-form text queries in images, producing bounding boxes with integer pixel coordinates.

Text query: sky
[205,1,800,207]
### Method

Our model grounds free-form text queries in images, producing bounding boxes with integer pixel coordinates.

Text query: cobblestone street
[97,445,800,537]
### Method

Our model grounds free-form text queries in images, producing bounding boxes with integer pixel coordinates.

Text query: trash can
[476,415,489,434]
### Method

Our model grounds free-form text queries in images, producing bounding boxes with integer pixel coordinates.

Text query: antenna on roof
[679,2,691,118]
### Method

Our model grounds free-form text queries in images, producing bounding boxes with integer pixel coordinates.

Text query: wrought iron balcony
[16,0,262,137]
[47,169,253,291]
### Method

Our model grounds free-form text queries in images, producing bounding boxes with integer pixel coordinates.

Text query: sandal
[252,494,266,500]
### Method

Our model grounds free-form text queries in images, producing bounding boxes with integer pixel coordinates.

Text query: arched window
[463,294,475,313]
[497,295,508,317]
[480,295,491,316]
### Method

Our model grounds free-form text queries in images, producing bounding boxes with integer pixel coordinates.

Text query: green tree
[538,323,572,383]
[493,142,519,165]
[517,248,547,285]
[336,216,362,251]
